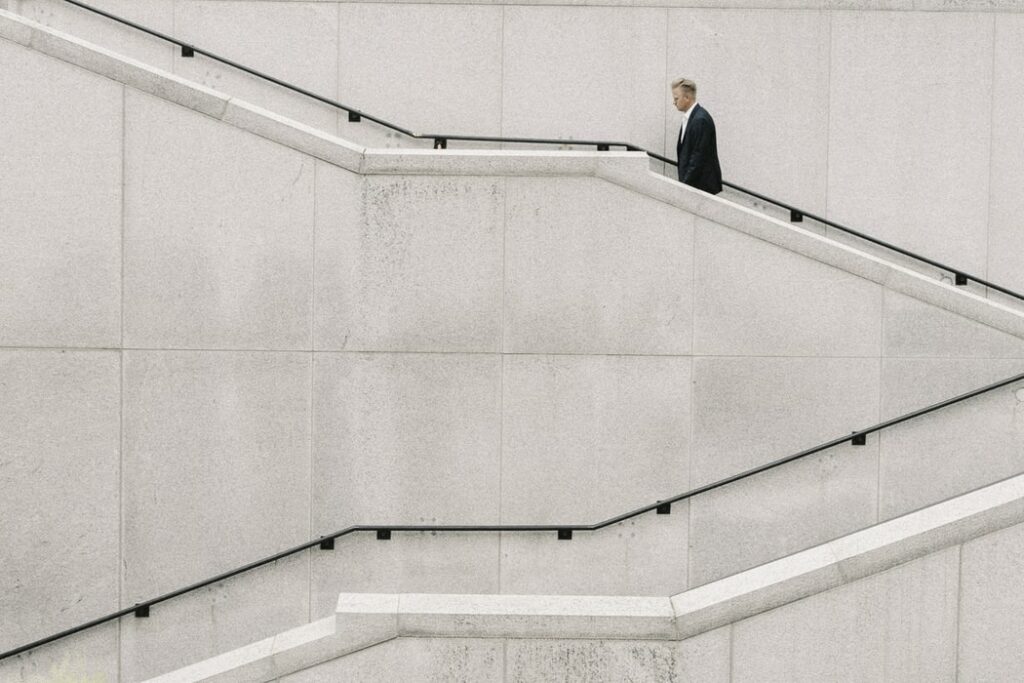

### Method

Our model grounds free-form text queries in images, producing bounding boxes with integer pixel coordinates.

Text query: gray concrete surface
[732,548,960,682]
[6,9,1024,679]
[0,39,121,348]
[959,521,1024,680]
[0,351,120,659]
[315,170,505,353]
[501,354,690,522]
[504,177,694,355]
[123,90,315,351]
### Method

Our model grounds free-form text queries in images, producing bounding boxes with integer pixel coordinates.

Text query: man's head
[671,78,697,112]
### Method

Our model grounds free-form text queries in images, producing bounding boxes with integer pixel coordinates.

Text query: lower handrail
[3,370,1023,660]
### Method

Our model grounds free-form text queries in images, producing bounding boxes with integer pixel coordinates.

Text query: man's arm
[680,116,712,186]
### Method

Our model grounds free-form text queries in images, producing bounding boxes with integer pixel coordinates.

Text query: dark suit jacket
[676,104,722,195]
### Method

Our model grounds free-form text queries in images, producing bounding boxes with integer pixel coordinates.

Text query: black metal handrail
[51,0,1024,305]
[649,150,1024,301]
[4,369,1024,660]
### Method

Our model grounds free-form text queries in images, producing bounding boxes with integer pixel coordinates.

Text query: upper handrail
[53,0,1024,305]
[4,369,1024,661]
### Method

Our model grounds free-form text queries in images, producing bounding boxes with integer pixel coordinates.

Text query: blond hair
[671,78,697,95]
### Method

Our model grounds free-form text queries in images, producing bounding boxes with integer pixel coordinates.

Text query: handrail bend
[3,370,1024,660]
[54,0,1024,305]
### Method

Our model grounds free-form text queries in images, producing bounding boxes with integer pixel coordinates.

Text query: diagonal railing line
[4,370,1024,661]
[50,0,1024,304]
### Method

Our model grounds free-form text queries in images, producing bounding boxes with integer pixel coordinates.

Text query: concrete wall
[8,0,1024,292]
[5,15,1024,681]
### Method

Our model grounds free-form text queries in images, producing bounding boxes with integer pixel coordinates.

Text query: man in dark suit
[672,78,722,195]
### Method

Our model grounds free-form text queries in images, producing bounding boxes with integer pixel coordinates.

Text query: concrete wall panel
[310,534,501,620]
[732,547,959,682]
[691,356,881,487]
[315,167,504,353]
[878,358,1024,520]
[336,4,502,148]
[0,351,120,653]
[666,9,830,213]
[122,351,311,599]
[0,625,118,683]
[959,521,1024,680]
[175,1,340,133]
[499,512,688,596]
[281,636,504,682]
[501,354,690,522]
[693,219,883,357]
[504,177,694,355]
[827,11,993,275]
[312,352,502,529]
[14,0,174,71]
[120,554,309,681]
[883,290,1024,359]
[689,443,877,586]
[506,628,731,683]
[123,90,314,350]
[502,7,666,152]
[987,15,1024,293]
[0,41,121,348]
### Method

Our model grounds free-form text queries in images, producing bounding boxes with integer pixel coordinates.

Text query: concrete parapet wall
[6,0,1024,295]
[4,9,1024,680]
[150,473,1024,681]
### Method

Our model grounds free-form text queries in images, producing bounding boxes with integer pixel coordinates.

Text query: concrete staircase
[3,7,1024,681]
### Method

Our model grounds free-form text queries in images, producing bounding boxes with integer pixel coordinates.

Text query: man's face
[672,87,694,112]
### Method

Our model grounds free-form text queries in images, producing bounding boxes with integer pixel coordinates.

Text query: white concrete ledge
[56,0,1023,12]
[144,613,396,683]
[222,98,363,170]
[392,593,677,640]
[358,148,649,178]
[671,472,1024,638]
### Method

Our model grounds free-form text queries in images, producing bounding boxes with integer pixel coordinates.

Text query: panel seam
[118,82,126,682]
[308,160,318,623]
[824,8,834,222]
[498,176,508,593]
[728,622,736,681]
[688,220,698,589]
[876,285,885,524]
[171,0,178,75]
[954,543,964,681]
[663,6,670,177]
[984,14,997,285]
[335,0,342,137]
[499,5,506,139]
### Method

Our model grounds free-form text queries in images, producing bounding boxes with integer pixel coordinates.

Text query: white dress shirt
[679,101,699,144]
